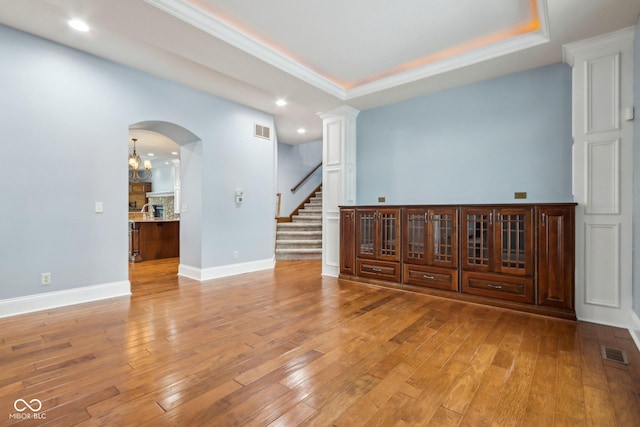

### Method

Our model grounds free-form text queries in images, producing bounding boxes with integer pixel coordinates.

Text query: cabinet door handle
[424,212,428,223]
[372,267,383,272]
[542,213,546,226]
[487,283,503,290]
[489,212,493,225]
[423,275,436,280]
[497,213,501,223]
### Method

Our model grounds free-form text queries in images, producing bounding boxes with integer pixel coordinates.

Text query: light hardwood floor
[1,258,639,426]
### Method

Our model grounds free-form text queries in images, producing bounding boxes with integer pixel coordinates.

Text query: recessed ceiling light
[68,19,90,32]
[275,99,287,107]
[297,128,306,134]
[147,153,155,156]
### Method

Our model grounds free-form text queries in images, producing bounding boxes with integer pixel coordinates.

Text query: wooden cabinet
[403,207,458,291]
[461,207,534,303]
[355,208,401,281]
[129,220,179,262]
[129,182,152,211]
[538,206,574,310]
[339,204,576,320]
[340,208,356,275]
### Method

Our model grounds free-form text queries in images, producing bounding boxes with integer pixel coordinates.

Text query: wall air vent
[254,123,271,140]
[601,346,629,364]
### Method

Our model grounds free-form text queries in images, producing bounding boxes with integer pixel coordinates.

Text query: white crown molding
[147,0,551,101]
[0,281,131,319]
[145,0,347,99]
[317,105,361,120]
[562,26,635,66]
[346,30,550,100]
[178,257,275,281]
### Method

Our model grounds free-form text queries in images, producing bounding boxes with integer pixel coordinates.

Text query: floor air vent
[601,346,629,364]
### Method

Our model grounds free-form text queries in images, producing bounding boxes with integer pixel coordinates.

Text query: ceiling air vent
[601,346,629,364]
[254,123,271,140]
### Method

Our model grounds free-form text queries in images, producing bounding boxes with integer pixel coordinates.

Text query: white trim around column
[178,257,275,282]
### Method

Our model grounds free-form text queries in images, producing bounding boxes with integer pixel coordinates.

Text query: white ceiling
[129,129,180,168]
[0,0,638,145]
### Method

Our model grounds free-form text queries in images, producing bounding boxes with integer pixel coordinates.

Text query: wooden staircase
[275,187,322,260]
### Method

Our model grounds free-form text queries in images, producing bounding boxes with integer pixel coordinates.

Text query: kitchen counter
[129,219,179,262]
[129,218,180,223]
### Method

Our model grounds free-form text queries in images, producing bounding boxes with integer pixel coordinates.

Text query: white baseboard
[0,281,131,319]
[322,264,339,278]
[178,257,275,281]
[630,310,640,352]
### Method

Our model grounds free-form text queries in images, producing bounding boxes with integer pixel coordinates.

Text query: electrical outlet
[233,251,239,259]
[41,273,51,286]
[378,196,386,203]
[514,192,527,199]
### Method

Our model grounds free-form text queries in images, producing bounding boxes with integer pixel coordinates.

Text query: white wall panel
[586,139,620,214]
[326,121,342,166]
[585,53,620,134]
[325,216,340,267]
[585,223,620,307]
[325,168,341,213]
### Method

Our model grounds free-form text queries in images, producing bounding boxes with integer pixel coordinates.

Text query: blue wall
[356,63,573,205]
[277,140,323,217]
[0,24,276,300]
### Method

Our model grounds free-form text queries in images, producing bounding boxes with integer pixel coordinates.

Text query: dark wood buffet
[339,203,576,320]
[129,219,179,263]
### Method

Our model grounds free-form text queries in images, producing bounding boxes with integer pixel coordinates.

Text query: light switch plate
[95,202,104,213]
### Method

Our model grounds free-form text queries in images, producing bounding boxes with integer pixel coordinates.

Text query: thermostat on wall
[235,191,243,204]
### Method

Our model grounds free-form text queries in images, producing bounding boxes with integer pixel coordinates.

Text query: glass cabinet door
[429,208,458,268]
[404,209,426,264]
[462,208,492,272]
[495,208,533,276]
[356,209,376,259]
[378,209,400,261]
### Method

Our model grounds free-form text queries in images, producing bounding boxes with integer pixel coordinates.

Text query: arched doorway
[127,121,201,293]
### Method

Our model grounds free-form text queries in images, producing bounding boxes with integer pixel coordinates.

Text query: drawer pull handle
[487,284,503,290]
[372,268,383,272]
[423,275,436,280]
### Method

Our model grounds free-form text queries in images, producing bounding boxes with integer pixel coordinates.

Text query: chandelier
[128,138,152,181]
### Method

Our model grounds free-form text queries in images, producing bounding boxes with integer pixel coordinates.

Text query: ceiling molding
[346,0,551,99]
[144,0,347,99]
[146,0,551,102]
[562,26,634,66]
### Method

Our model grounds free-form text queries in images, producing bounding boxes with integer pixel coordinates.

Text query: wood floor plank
[0,258,639,425]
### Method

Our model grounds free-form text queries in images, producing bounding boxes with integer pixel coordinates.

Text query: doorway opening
[127,120,201,294]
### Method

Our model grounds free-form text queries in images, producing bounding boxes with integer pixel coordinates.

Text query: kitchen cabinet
[340,208,356,275]
[355,208,401,282]
[403,207,458,291]
[129,182,152,211]
[537,206,574,310]
[339,203,576,320]
[129,220,179,262]
[461,207,534,303]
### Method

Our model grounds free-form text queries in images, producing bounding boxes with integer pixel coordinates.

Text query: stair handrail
[291,162,322,193]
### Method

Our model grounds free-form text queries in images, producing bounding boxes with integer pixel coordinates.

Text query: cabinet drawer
[461,272,533,304]
[357,259,401,282]
[404,264,458,291]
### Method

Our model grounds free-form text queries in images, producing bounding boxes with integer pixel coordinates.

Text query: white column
[563,27,634,327]
[318,106,359,277]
